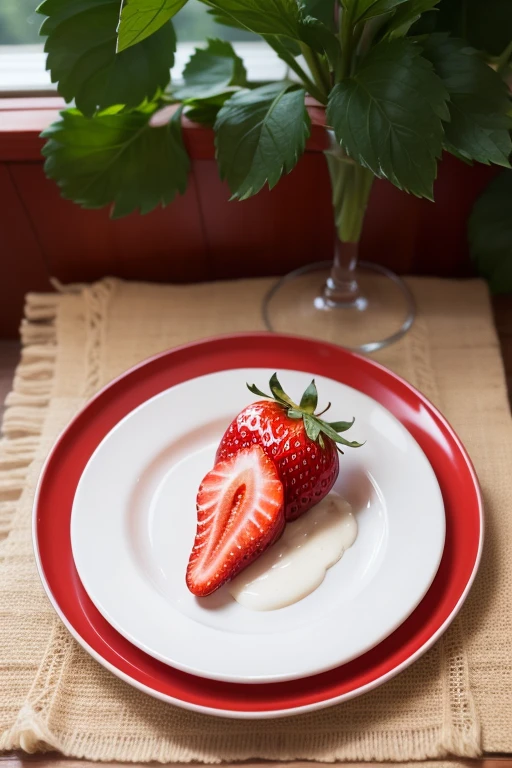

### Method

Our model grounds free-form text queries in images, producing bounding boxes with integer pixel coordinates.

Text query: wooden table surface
[0,295,511,768]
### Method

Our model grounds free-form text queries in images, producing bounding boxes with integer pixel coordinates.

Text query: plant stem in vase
[263,131,416,354]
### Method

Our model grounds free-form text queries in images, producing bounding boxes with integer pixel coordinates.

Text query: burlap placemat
[0,277,511,763]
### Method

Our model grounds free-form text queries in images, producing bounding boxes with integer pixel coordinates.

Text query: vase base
[263,261,416,354]
[314,294,369,312]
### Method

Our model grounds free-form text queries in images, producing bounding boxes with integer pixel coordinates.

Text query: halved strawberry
[186,445,284,597]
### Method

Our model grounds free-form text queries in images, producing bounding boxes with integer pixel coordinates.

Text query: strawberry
[186,445,284,597]
[216,374,362,521]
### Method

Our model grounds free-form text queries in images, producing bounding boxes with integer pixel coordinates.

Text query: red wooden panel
[361,179,419,275]
[194,153,423,278]
[193,154,333,279]
[0,163,51,338]
[0,108,60,162]
[413,152,498,277]
[9,162,209,284]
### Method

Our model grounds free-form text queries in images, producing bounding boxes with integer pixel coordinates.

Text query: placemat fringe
[0,292,58,540]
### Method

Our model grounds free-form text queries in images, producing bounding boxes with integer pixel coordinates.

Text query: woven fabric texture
[0,277,511,762]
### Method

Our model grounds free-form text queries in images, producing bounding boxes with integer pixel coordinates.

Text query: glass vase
[263,131,416,353]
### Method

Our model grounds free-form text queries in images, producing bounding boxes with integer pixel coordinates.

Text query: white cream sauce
[228,492,357,611]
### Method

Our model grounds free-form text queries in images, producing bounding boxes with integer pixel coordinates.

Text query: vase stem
[321,132,374,309]
[262,138,416,349]
[322,240,361,306]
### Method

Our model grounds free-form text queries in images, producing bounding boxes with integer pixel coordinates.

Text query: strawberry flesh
[186,445,284,597]
[216,400,339,521]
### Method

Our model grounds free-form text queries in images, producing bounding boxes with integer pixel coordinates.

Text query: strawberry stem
[246,374,364,450]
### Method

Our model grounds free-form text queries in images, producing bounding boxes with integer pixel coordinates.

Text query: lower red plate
[33,334,482,717]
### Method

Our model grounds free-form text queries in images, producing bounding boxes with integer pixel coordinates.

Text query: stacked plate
[32,334,483,718]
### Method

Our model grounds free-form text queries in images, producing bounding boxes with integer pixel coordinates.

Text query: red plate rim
[32,332,483,718]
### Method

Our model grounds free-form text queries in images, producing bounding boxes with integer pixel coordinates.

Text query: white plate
[71,368,445,684]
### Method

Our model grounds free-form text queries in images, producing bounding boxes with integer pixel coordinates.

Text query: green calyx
[247,373,363,453]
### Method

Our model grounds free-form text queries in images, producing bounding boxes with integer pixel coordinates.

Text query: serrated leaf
[421,35,512,168]
[299,379,318,413]
[206,7,248,30]
[202,0,337,63]
[468,169,512,294]
[173,38,247,101]
[215,83,310,200]
[304,414,322,441]
[117,0,187,51]
[268,373,297,407]
[37,0,106,35]
[384,0,440,38]
[38,0,175,116]
[353,0,409,24]
[327,38,449,199]
[328,418,355,432]
[199,0,303,38]
[41,106,189,218]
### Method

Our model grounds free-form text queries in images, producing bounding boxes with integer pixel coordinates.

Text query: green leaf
[318,420,364,447]
[215,83,311,199]
[384,0,440,38]
[287,409,303,418]
[299,379,318,413]
[421,35,512,167]
[261,34,304,71]
[486,256,512,295]
[37,0,105,34]
[41,105,189,218]
[300,15,341,72]
[204,16,301,61]
[185,103,221,125]
[328,418,355,432]
[268,373,297,407]
[206,7,248,30]
[352,0,410,24]
[303,413,322,441]
[173,39,247,101]
[117,0,187,51]
[327,38,449,199]
[272,35,302,57]
[183,89,235,126]
[301,0,336,29]
[468,169,512,294]
[247,382,271,398]
[38,0,175,116]
[199,0,303,38]
[201,0,337,63]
